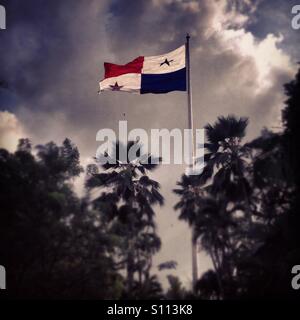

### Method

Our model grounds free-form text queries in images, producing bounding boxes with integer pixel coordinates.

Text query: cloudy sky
[0,0,299,288]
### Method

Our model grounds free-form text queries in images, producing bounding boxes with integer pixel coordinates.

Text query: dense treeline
[176,67,300,299]
[0,68,299,299]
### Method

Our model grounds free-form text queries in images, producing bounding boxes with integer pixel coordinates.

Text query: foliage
[174,69,300,299]
[86,140,164,298]
[0,139,119,299]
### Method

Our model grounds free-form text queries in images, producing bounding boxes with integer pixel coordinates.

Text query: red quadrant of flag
[104,56,144,79]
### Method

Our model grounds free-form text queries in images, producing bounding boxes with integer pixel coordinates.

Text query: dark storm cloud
[106,0,202,55]
[1,0,75,100]
[1,0,111,152]
[245,0,300,61]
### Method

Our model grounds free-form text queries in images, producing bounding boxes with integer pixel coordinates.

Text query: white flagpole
[186,33,198,290]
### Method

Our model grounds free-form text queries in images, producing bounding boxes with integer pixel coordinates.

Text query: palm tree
[86,140,164,295]
[200,115,254,228]
[203,116,249,188]
[174,115,252,298]
[194,194,240,298]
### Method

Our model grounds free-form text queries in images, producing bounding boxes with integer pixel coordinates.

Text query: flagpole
[186,33,198,291]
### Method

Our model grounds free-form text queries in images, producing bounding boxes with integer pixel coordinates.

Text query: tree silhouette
[234,68,300,299]
[174,115,253,298]
[174,68,300,299]
[86,140,164,298]
[0,139,119,299]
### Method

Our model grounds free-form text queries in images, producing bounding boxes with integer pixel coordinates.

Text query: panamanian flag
[99,45,186,94]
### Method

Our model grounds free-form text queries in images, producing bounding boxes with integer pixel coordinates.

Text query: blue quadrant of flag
[141,68,186,94]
